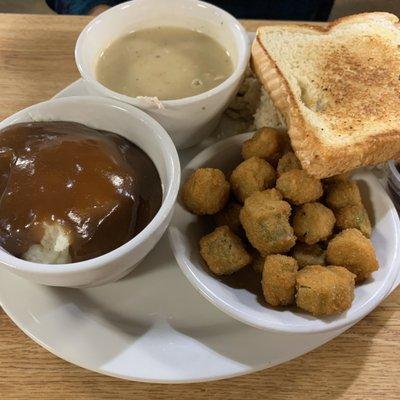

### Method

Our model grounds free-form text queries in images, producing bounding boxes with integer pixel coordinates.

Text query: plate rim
[0,278,345,384]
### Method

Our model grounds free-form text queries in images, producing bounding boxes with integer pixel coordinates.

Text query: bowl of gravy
[0,96,180,287]
[75,0,250,149]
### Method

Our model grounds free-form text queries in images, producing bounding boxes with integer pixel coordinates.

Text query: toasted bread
[252,12,400,178]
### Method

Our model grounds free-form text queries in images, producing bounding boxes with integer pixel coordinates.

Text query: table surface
[0,13,399,400]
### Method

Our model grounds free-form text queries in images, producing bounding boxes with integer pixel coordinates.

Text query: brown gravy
[0,121,162,262]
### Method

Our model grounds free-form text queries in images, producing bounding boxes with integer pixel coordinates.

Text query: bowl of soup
[75,0,250,149]
[0,96,180,287]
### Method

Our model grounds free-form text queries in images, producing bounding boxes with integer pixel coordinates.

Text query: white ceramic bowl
[75,0,250,149]
[169,132,400,333]
[0,96,180,288]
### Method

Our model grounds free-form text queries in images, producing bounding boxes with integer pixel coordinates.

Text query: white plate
[0,79,398,383]
[169,133,400,333]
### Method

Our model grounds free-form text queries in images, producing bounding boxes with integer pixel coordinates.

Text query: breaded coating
[293,202,335,244]
[262,255,298,306]
[323,173,349,185]
[325,180,362,209]
[334,204,372,237]
[277,152,302,176]
[296,265,356,316]
[241,127,284,163]
[214,201,243,236]
[276,170,323,205]
[292,243,326,269]
[251,250,265,274]
[246,188,283,207]
[199,226,251,275]
[260,188,283,201]
[326,229,378,282]
[182,168,230,215]
[230,157,276,202]
[240,198,296,256]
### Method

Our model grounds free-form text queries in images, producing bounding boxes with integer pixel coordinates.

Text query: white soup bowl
[0,96,180,287]
[75,0,250,149]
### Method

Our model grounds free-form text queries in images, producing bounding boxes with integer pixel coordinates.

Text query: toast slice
[252,12,400,178]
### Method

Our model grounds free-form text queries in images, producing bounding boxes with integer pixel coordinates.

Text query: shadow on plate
[356,178,376,226]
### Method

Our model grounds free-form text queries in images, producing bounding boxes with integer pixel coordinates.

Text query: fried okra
[251,250,265,274]
[325,180,362,209]
[214,201,243,236]
[292,243,326,269]
[245,188,283,207]
[260,188,283,201]
[276,170,323,205]
[240,198,296,256]
[334,204,372,237]
[296,265,356,316]
[182,168,230,215]
[293,202,335,244]
[277,152,302,176]
[230,157,276,202]
[241,127,284,164]
[199,226,251,275]
[326,229,378,282]
[262,255,298,306]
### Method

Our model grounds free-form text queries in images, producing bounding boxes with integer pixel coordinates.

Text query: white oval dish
[75,0,250,149]
[0,96,180,287]
[0,79,398,384]
[169,132,400,334]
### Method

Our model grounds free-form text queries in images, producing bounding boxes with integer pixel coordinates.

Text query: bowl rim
[0,96,180,275]
[75,0,250,107]
[168,132,400,334]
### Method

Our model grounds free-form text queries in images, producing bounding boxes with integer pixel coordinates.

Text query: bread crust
[251,12,400,178]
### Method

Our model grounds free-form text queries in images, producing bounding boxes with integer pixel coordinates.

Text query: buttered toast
[252,12,400,178]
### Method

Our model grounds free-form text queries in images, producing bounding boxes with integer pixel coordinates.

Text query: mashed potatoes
[23,223,71,264]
